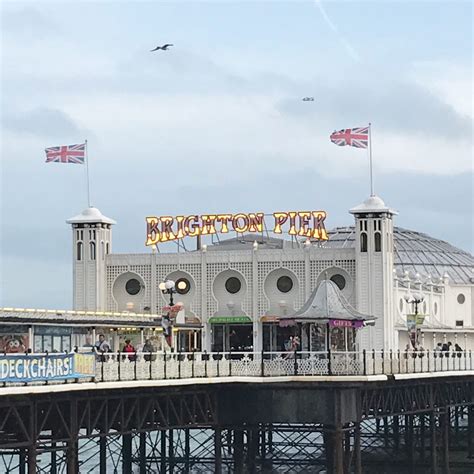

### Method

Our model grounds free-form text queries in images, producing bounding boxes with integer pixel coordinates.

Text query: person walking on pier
[142,339,156,361]
[94,334,110,361]
[123,339,136,361]
[455,343,463,357]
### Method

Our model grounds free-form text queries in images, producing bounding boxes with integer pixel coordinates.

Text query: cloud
[1,6,60,40]
[3,107,87,139]
[410,60,473,119]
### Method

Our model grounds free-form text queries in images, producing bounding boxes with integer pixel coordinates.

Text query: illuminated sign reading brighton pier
[146,211,328,245]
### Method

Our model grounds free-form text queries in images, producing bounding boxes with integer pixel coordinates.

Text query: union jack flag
[45,143,86,164]
[330,127,369,149]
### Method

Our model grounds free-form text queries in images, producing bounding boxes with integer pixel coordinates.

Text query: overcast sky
[1,1,472,309]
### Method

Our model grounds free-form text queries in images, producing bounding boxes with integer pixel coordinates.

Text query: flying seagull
[302,97,315,102]
[150,44,173,52]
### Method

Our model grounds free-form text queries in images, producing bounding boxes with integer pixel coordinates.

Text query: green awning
[208,316,252,324]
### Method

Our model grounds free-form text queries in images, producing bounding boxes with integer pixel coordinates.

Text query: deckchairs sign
[146,211,328,245]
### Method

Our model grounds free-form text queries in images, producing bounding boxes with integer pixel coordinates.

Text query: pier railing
[1,349,472,386]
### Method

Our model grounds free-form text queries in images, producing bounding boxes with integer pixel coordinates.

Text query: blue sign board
[0,353,96,383]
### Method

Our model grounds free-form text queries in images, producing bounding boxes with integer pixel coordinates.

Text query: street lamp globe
[165,280,175,290]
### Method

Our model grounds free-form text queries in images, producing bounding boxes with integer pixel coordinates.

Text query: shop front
[277,280,374,353]
[209,316,253,352]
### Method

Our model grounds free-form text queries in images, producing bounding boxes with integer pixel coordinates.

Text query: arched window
[360,232,367,252]
[77,242,83,261]
[106,242,110,255]
[374,232,382,252]
[90,241,96,260]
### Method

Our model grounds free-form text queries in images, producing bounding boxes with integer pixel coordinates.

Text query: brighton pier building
[64,195,474,354]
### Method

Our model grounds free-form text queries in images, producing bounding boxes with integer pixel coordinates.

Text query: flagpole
[85,140,91,207]
[368,123,374,196]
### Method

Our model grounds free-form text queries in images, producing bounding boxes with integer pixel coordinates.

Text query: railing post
[204,350,208,378]
[470,350,472,370]
[216,352,220,377]
[293,350,298,376]
[118,351,121,381]
[229,349,232,377]
[397,349,401,374]
[101,351,105,382]
[149,352,153,380]
[427,349,430,372]
[381,349,385,374]
[261,349,265,377]
[363,349,367,376]
[464,350,467,371]
[134,351,137,381]
[372,349,375,375]
[390,349,393,374]
[163,350,167,380]
[328,348,332,376]
[178,349,182,379]
[191,350,195,378]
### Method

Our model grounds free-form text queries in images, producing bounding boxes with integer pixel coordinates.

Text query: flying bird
[150,44,174,52]
[302,97,315,102]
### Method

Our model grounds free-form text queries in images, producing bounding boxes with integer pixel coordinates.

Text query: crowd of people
[93,334,157,361]
[404,340,464,358]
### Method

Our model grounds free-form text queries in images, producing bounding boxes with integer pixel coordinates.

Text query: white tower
[350,196,397,350]
[66,207,116,310]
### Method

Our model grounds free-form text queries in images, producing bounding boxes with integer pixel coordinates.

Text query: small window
[126,278,141,296]
[455,320,464,327]
[277,276,293,293]
[225,277,241,294]
[90,242,96,260]
[374,232,381,252]
[101,241,105,260]
[77,242,83,261]
[457,294,465,304]
[176,278,191,295]
[330,274,346,290]
[399,298,404,312]
[360,232,367,252]
[106,242,110,255]
[434,302,438,315]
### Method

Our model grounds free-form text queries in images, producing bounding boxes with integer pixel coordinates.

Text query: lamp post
[159,279,189,306]
[159,279,188,349]
[405,293,425,348]
[159,280,176,306]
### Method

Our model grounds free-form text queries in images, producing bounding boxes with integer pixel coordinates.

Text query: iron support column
[122,433,132,474]
[168,429,174,474]
[184,429,190,474]
[67,399,78,474]
[99,435,107,474]
[51,441,57,474]
[430,411,438,474]
[393,416,400,452]
[441,409,450,474]
[214,428,222,474]
[233,429,244,474]
[19,449,26,474]
[354,422,362,474]
[139,432,147,474]
[160,430,167,474]
[468,405,474,459]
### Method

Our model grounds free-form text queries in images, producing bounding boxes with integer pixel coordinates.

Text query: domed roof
[66,207,116,225]
[325,227,474,285]
[350,195,397,215]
